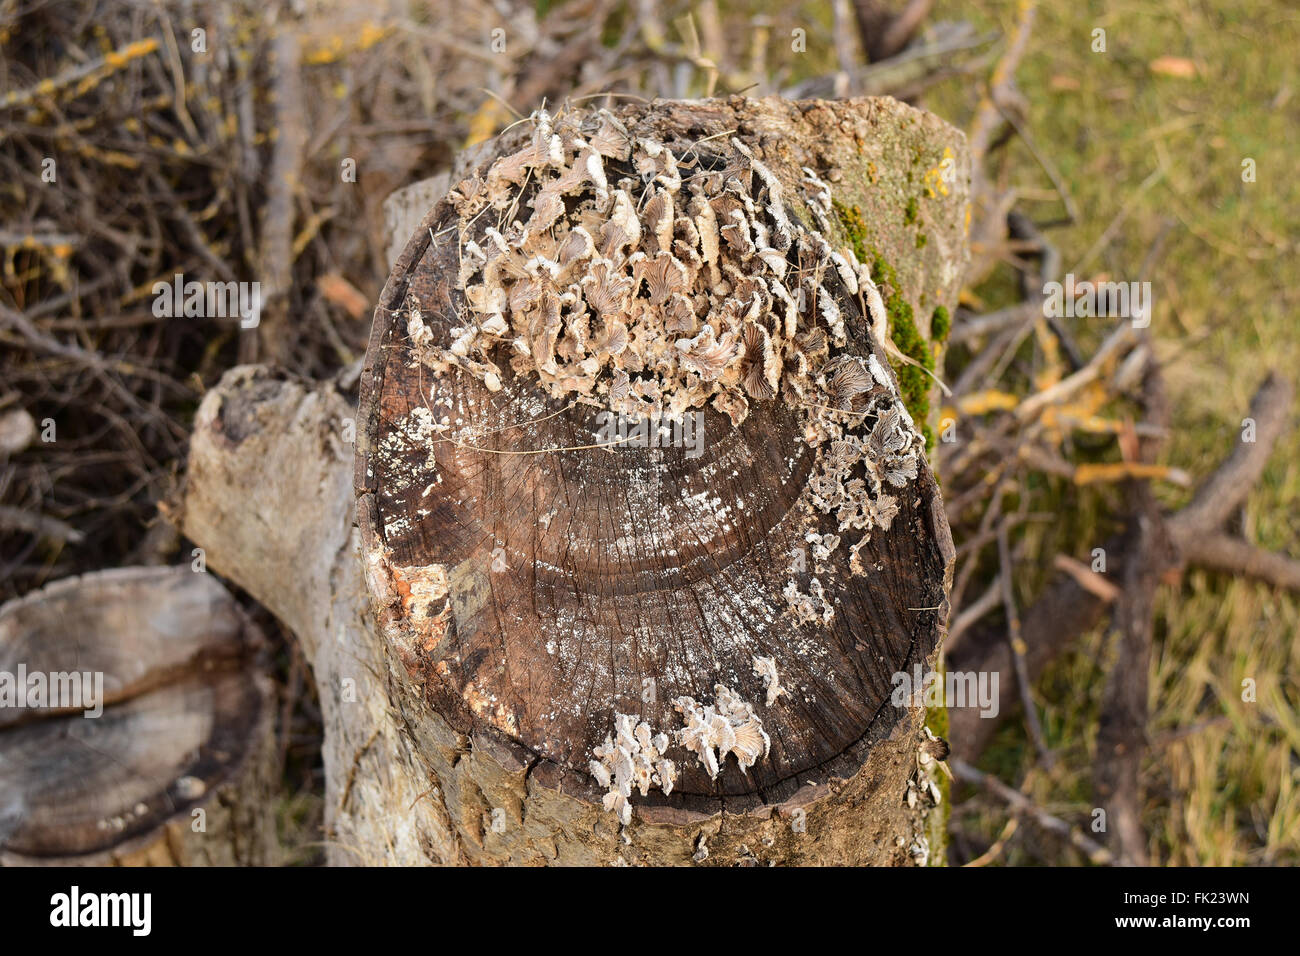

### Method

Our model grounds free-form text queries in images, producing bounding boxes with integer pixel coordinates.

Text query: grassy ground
[923,0,1299,864]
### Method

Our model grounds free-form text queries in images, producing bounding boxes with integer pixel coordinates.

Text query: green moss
[871,254,934,451]
[915,232,928,249]
[831,198,868,263]
[904,195,919,225]
[831,201,936,451]
[931,305,951,343]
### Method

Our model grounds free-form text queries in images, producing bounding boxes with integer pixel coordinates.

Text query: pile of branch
[0,0,533,597]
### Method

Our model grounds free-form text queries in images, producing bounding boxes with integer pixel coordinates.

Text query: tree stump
[171,96,966,865]
[0,567,277,866]
[353,96,965,864]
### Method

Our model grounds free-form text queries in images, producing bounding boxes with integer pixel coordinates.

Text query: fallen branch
[0,506,85,545]
[1093,356,1172,866]
[951,759,1115,865]
[1053,554,1121,602]
[1178,533,1300,592]
[948,372,1295,766]
[998,521,1052,765]
[1169,372,1294,541]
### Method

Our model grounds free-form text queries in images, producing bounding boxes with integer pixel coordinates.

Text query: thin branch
[1092,355,1171,868]
[998,520,1052,765]
[0,506,85,544]
[946,576,1002,650]
[1052,554,1121,602]
[951,759,1116,865]
[1179,533,1300,591]
[1169,372,1294,540]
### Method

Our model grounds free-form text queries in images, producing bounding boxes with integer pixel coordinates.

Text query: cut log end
[355,96,964,857]
[0,567,277,866]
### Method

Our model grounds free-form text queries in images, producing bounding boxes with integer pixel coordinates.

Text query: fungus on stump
[0,567,276,865]
[356,97,965,865]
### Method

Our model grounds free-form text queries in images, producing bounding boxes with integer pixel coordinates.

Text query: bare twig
[998,520,1052,765]
[1179,533,1300,592]
[0,506,85,544]
[1053,554,1121,602]
[946,576,1002,650]
[1169,373,1294,540]
[254,26,305,364]
[1092,354,1172,867]
[951,759,1116,865]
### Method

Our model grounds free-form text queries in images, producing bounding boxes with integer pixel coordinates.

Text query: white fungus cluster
[589,713,677,826]
[751,655,788,707]
[782,576,835,626]
[431,107,830,425]
[416,106,925,602]
[673,684,771,779]
[909,725,949,810]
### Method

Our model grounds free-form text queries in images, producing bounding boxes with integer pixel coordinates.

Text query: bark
[852,0,934,63]
[178,96,969,865]
[174,366,448,865]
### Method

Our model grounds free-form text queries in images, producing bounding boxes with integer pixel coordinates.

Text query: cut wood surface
[353,95,966,862]
[172,96,968,865]
[0,567,276,865]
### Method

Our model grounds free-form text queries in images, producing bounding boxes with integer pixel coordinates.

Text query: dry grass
[927,0,1299,865]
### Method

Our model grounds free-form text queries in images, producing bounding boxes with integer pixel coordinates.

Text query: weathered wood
[355,96,965,863]
[171,95,967,865]
[0,567,276,866]
[175,365,449,865]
